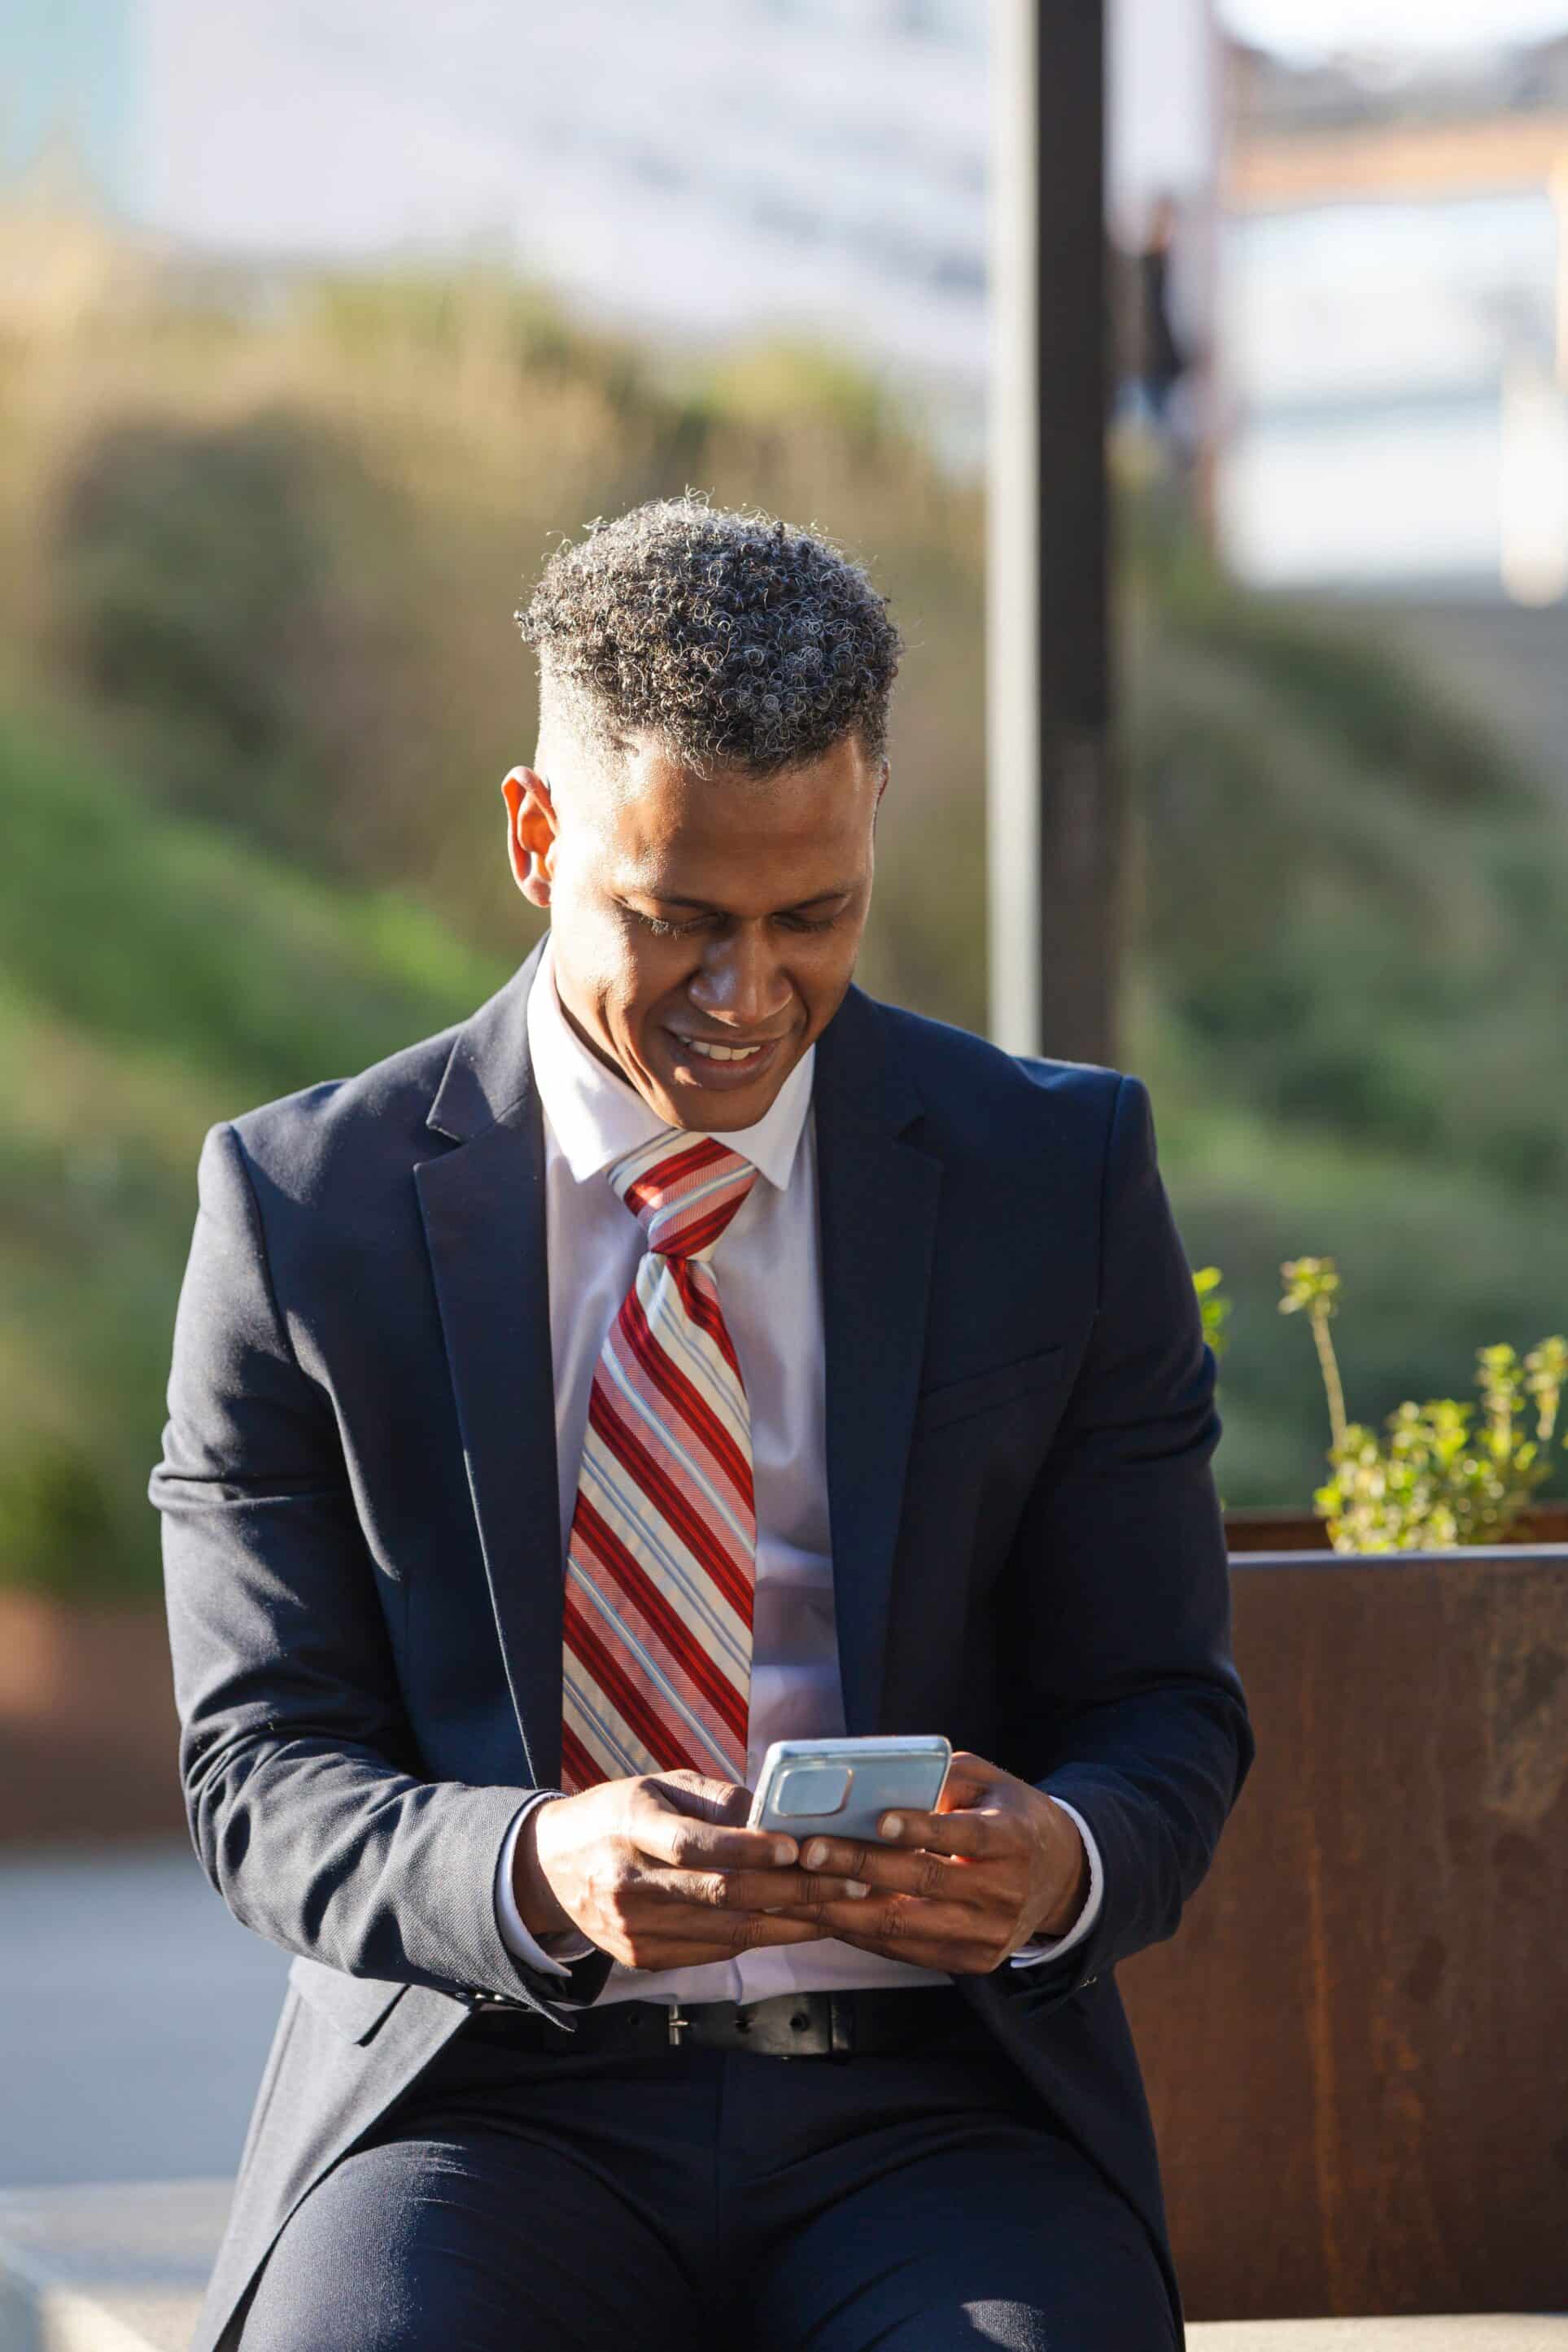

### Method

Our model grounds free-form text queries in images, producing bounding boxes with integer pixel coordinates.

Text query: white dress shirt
[494,942,1102,2005]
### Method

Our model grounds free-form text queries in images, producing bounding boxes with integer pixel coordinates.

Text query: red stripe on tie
[571,1495,749,1749]
[563,1591,708,1773]
[560,1719,601,1794]
[623,1138,728,1222]
[664,1192,747,1262]
[587,1381,753,1626]
[614,1287,753,1506]
[673,1261,743,1383]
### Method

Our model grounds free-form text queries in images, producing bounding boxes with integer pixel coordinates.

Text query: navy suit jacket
[153,943,1251,2350]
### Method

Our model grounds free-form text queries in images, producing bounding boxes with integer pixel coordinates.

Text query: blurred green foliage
[1192,1266,1230,1360]
[0,702,507,1598]
[2,218,1567,1594]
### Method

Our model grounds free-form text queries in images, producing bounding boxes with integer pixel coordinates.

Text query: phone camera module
[773,1764,853,1818]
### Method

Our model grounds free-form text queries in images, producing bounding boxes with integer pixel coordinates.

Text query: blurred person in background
[1136,194,1190,434]
[154,497,1251,2351]
[1116,190,1200,479]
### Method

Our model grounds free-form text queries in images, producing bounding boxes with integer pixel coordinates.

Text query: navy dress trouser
[238,2001,1174,2352]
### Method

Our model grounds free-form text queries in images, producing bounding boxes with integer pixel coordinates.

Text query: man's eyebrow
[629,885,855,914]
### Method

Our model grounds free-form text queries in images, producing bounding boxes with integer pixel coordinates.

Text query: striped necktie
[561,1131,759,1793]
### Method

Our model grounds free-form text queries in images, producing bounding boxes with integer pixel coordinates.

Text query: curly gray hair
[516,496,902,776]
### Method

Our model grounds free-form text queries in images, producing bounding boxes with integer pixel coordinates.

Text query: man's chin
[653,1043,797,1132]
[661,1076,784,1134]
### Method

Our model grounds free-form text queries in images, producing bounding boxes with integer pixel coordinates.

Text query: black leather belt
[465,1983,970,2061]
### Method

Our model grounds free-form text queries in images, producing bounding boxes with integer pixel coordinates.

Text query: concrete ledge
[0,2182,229,2352]
[0,2181,1562,2350]
[1192,2328,1568,2349]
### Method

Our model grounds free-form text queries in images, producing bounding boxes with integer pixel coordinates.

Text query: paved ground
[0,1843,286,2188]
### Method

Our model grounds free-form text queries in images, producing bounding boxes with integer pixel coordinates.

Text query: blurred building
[28,0,1565,603]
[2,0,138,212]
[1219,34,1568,599]
[100,0,992,452]
[3,0,1221,465]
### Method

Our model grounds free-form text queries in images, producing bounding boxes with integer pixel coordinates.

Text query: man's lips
[665,1029,791,1076]
[670,1030,786,1056]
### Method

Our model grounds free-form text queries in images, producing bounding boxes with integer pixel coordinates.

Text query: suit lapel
[414,942,564,1787]
[814,990,941,1733]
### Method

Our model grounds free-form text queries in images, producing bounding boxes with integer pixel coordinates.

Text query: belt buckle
[666,2004,691,2048]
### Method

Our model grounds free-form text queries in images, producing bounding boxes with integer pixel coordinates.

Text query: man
[154,497,1251,2351]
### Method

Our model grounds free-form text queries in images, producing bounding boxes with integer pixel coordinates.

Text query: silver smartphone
[748,1735,952,1844]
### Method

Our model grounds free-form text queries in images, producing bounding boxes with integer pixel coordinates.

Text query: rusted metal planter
[1123,1544,1568,2322]
[0,1592,182,1844]
[1225,1503,1568,1553]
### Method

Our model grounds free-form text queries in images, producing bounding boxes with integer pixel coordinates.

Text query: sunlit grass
[0,698,510,1594]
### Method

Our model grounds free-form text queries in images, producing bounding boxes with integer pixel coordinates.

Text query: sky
[1220,0,1568,55]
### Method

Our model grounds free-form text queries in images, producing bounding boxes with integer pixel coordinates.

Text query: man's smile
[665,1027,790,1089]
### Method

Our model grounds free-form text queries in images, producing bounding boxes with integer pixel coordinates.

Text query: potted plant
[1195,1261,1568,1553]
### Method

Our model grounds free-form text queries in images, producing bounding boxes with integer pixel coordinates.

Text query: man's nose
[688,929,792,1028]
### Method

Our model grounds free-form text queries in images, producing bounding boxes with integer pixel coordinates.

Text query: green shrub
[1280,1254,1566,1550]
[0,1434,117,1598]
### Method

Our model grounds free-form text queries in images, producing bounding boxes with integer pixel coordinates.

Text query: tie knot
[609,1133,758,1261]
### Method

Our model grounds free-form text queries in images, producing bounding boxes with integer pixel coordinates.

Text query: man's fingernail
[771,1838,797,1865]
[804,1840,829,1870]
[845,1880,870,1899]
[880,1814,903,1839]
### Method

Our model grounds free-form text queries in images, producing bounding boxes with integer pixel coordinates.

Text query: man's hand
[514,1769,870,1971]
[771,1751,1090,1975]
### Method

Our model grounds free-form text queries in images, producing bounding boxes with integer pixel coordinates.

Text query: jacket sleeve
[151,1120,609,2012]
[1005,1073,1254,1987]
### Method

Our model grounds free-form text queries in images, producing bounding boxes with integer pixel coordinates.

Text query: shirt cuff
[1009,1799,1103,1968]
[495,1793,596,1977]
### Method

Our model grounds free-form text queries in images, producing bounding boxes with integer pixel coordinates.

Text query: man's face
[504,730,883,1131]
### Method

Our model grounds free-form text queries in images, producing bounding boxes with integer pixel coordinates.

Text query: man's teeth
[679,1037,766,1062]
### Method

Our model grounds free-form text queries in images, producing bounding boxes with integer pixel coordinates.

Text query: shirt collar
[526,936,815,1194]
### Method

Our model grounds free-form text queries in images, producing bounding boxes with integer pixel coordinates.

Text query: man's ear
[501,765,558,908]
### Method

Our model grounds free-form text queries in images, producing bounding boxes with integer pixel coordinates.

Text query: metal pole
[987,0,1117,1064]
